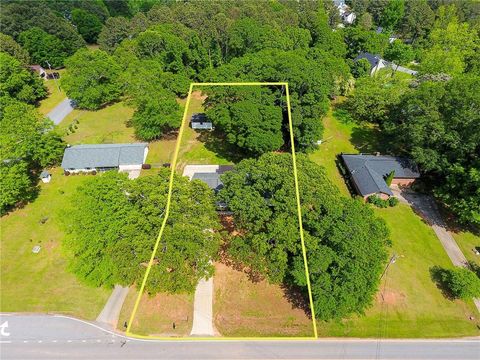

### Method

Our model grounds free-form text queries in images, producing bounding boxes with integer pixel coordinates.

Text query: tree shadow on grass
[429,266,455,301]
[280,283,312,319]
[350,125,392,154]
[197,130,246,163]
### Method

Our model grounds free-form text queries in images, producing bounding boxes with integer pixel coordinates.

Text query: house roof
[191,113,210,123]
[354,52,383,69]
[184,165,233,191]
[61,143,147,169]
[341,154,420,196]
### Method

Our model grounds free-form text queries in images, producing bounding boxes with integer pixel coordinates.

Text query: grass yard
[58,102,136,144]
[213,262,314,337]
[176,91,236,171]
[118,287,193,337]
[0,167,110,319]
[310,105,479,337]
[37,70,67,115]
[452,230,480,267]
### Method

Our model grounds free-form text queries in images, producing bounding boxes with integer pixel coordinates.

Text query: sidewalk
[190,276,214,336]
[96,285,129,328]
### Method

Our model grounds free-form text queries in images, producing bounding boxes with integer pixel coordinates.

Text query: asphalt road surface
[47,98,74,125]
[1,314,479,360]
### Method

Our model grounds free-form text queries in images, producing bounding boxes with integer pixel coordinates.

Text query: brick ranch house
[340,154,420,200]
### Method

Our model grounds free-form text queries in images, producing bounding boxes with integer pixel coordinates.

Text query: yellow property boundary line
[126,82,318,340]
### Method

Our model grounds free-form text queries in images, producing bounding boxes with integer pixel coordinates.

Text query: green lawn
[453,231,480,267]
[37,70,67,115]
[310,105,480,337]
[0,167,110,319]
[58,102,136,144]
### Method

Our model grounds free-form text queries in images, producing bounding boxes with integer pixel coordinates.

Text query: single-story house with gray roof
[191,113,213,130]
[340,154,420,200]
[61,143,148,179]
[182,165,233,192]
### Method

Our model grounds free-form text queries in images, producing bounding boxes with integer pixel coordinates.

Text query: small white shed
[40,170,51,183]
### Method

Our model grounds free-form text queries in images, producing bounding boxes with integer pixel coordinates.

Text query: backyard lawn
[37,70,67,115]
[118,288,193,337]
[0,167,110,319]
[58,102,136,144]
[213,262,314,337]
[310,105,480,337]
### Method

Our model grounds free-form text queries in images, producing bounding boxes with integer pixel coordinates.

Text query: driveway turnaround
[47,98,74,125]
[96,285,129,328]
[1,314,479,360]
[190,276,214,336]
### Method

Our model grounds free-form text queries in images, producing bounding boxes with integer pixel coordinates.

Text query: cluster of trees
[62,169,221,294]
[219,153,390,320]
[0,57,64,212]
[60,1,351,149]
[436,266,480,300]
[344,3,479,226]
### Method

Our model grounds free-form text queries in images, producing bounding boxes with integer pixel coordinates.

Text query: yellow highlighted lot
[126,82,317,340]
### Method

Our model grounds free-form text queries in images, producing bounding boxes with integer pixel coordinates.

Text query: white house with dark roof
[191,113,213,130]
[355,52,418,76]
[61,143,148,179]
[340,154,420,200]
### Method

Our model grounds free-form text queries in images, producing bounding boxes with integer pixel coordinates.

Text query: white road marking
[38,340,42,343]
[0,341,12,344]
[52,340,57,343]
[67,340,72,343]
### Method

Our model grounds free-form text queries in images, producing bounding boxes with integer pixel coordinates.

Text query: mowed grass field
[310,106,479,337]
[453,231,480,267]
[213,262,314,337]
[118,288,193,337]
[0,167,110,319]
[37,70,67,115]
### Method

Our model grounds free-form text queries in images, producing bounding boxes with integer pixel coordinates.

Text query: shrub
[388,197,399,207]
[368,195,399,208]
[441,268,480,299]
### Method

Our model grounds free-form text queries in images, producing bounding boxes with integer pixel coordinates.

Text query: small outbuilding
[190,113,213,130]
[340,154,420,200]
[40,170,51,183]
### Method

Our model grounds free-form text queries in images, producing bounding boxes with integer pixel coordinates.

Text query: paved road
[47,98,74,125]
[1,314,479,359]
[96,285,130,328]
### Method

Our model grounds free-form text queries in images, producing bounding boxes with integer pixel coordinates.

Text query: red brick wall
[391,178,416,186]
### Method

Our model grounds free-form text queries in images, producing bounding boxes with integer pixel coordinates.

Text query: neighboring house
[61,143,148,179]
[335,0,356,24]
[354,52,388,76]
[354,52,418,76]
[28,65,46,78]
[191,113,213,130]
[40,170,51,183]
[340,154,420,200]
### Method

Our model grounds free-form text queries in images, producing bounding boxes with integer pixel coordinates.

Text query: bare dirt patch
[213,262,314,337]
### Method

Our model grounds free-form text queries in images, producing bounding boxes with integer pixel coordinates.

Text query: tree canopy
[18,27,68,68]
[62,49,122,110]
[62,170,221,294]
[0,33,30,64]
[0,52,46,104]
[71,8,103,44]
[218,153,389,320]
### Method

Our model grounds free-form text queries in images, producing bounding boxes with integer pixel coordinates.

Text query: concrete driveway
[47,98,74,125]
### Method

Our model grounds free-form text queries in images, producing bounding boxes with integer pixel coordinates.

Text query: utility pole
[45,60,60,92]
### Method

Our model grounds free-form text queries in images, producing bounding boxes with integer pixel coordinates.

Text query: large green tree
[62,49,122,110]
[71,8,103,44]
[0,98,64,213]
[205,86,284,156]
[0,33,30,64]
[219,153,389,320]
[18,27,68,68]
[62,170,221,294]
[387,76,480,225]
[0,52,46,104]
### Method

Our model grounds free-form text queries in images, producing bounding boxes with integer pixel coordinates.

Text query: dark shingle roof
[354,52,382,69]
[341,154,420,196]
[191,165,234,191]
[61,143,147,169]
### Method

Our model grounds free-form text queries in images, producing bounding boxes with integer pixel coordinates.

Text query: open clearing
[118,288,193,337]
[213,262,313,337]
[311,106,479,337]
[0,167,110,319]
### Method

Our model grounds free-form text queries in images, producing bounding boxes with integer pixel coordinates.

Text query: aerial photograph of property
[0,0,479,359]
